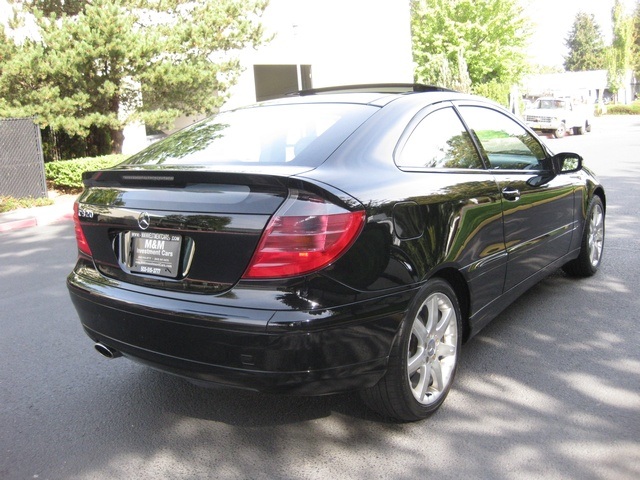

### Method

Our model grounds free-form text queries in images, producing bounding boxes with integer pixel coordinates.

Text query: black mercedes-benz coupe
[68,85,605,421]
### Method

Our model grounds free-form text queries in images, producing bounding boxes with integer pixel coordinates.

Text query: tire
[573,124,586,135]
[553,123,566,138]
[563,196,605,277]
[360,278,462,421]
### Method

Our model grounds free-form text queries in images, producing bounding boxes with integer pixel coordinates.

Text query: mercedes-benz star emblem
[138,212,151,230]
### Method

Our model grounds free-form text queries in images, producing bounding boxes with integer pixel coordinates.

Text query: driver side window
[459,106,546,170]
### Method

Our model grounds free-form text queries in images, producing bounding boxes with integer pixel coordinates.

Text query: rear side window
[123,103,378,168]
[458,106,546,170]
[396,107,483,169]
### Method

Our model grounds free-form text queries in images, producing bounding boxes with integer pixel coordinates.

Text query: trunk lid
[76,168,299,294]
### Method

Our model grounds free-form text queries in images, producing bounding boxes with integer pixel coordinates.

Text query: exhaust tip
[94,342,122,359]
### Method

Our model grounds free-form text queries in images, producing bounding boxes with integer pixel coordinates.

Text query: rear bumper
[67,269,410,395]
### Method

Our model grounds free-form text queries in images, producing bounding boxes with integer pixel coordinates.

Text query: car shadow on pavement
[127,366,381,426]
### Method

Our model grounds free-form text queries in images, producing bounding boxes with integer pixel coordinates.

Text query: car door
[394,104,507,315]
[456,103,576,292]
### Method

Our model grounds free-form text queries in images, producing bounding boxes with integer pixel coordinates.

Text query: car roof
[249,84,480,109]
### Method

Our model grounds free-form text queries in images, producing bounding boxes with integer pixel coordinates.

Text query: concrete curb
[0,195,76,233]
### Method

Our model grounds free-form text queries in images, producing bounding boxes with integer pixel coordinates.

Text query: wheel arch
[593,187,606,213]
[431,267,471,342]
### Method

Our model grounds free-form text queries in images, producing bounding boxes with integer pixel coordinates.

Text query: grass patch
[0,195,54,213]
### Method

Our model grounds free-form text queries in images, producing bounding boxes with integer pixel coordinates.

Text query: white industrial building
[522,69,637,106]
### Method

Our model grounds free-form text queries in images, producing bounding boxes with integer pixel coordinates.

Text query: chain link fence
[0,118,47,199]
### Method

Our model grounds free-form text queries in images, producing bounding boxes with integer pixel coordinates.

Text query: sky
[521,0,637,68]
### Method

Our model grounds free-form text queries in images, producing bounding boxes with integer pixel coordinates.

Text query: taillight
[243,190,365,279]
[73,202,92,257]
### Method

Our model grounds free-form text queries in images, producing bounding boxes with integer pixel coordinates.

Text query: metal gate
[0,118,47,199]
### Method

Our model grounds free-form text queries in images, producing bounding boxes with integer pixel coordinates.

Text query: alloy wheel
[407,292,458,405]
[588,203,604,267]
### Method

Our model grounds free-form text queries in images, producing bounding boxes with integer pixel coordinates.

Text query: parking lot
[1,115,639,479]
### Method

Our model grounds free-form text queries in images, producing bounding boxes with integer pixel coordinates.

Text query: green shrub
[605,102,640,115]
[45,154,127,190]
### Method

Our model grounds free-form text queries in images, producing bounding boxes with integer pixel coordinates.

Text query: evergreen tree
[0,0,269,154]
[20,0,85,16]
[564,12,606,71]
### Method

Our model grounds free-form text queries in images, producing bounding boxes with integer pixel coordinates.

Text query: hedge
[45,154,128,190]
[605,102,640,115]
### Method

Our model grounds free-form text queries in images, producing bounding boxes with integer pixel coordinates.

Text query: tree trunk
[110,128,124,154]
[109,92,124,154]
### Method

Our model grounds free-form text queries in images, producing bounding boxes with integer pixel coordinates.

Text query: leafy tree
[632,0,640,80]
[0,0,269,154]
[564,12,606,71]
[424,51,472,93]
[612,0,635,70]
[529,64,564,75]
[411,0,531,99]
[608,0,634,97]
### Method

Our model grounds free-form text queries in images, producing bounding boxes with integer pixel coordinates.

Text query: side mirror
[528,152,583,187]
[549,152,583,174]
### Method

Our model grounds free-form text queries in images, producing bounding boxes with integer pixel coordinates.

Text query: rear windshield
[122,103,378,168]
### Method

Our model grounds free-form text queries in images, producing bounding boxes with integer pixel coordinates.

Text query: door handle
[502,187,520,201]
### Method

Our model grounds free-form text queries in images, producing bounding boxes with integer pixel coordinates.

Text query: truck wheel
[553,123,566,138]
[573,125,585,135]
